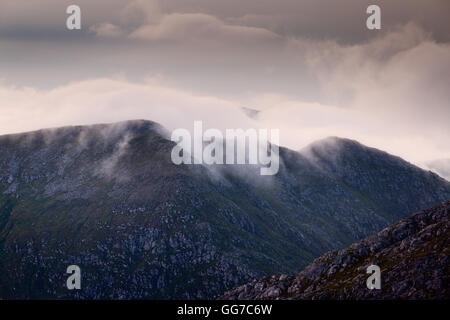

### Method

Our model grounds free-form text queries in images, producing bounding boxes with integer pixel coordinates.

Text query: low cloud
[129,13,280,43]
[90,23,124,38]
[0,78,254,137]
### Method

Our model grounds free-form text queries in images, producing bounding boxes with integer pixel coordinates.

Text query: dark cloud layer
[1,0,449,42]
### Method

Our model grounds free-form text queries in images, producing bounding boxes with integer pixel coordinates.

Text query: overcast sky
[0,0,449,168]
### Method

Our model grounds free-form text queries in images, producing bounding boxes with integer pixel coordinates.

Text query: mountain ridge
[0,120,449,299]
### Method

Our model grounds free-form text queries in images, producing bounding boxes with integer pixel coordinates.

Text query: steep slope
[221,201,449,300]
[0,120,449,299]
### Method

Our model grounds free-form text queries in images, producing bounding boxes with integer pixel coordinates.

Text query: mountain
[241,107,261,119]
[220,201,449,300]
[0,120,449,299]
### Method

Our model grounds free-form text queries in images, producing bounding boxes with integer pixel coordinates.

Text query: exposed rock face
[0,120,449,299]
[220,201,450,300]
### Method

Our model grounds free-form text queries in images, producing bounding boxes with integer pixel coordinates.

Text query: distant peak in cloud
[241,107,260,119]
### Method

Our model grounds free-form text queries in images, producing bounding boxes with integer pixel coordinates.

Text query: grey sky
[1,0,449,41]
[1,0,449,92]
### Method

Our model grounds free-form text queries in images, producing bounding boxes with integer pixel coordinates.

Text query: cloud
[1,0,449,43]
[425,159,450,181]
[244,23,450,164]
[307,23,450,131]
[0,78,256,137]
[128,13,279,43]
[90,23,124,37]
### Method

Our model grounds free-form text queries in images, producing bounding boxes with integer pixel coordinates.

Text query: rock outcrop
[221,201,449,300]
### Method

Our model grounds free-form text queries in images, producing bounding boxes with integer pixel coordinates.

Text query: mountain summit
[0,120,449,299]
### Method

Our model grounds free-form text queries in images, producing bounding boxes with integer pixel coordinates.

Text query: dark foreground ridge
[221,201,449,300]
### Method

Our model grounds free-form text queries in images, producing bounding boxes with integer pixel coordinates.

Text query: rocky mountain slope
[221,201,449,300]
[0,120,449,299]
